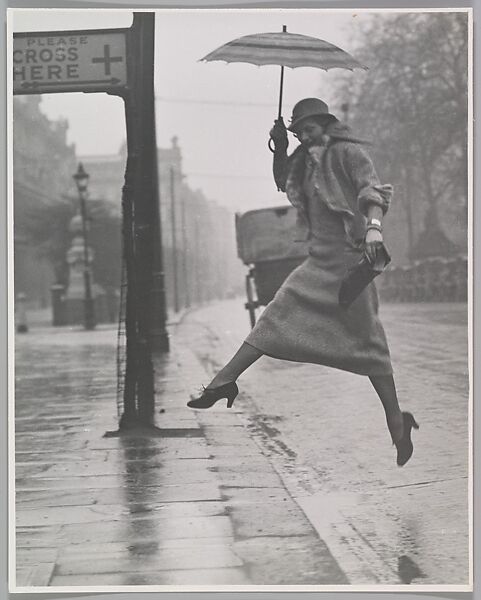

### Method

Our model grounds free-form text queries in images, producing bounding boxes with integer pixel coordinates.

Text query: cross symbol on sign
[91,44,123,75]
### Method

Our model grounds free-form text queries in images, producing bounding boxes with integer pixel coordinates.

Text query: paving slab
[55,545,243,576]
[233,536,348,585]
[16,563,56,587]
[14,320,348,589]
[54,514,234,546]
[17,500,228,528]
[214,469,284,488]
[19,461,219,484]
[50,567,250,587]
[16,483,224,507]
[15,548,59,565]
[60,536,237,557]
[222,495,319,538]
[207,444,266,458]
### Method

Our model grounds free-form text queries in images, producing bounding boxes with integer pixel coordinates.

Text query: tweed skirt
[244,231,393,376]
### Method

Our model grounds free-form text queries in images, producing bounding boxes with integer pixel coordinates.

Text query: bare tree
[334,12,468,259]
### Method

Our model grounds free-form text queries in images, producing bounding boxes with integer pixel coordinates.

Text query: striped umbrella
[201,26,367,119]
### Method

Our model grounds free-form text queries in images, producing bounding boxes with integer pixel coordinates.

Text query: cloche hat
[287,98,337,132]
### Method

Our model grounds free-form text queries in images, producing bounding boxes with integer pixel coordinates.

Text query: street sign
[12,15,170,431]
[13,28,128,95]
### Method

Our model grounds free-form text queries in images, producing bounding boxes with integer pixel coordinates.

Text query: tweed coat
[283,121,393,246]
[243,121,394,376]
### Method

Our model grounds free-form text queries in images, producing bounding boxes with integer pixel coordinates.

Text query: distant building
[13,96,77,307]
[76,146,126,210]
[79,137,183,214]
[80,136,244,312]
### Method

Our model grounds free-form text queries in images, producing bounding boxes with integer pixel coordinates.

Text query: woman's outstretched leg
[207,342,263,388]
[187,343,263,409]
[370,374,419,466]
[369,374,403,443]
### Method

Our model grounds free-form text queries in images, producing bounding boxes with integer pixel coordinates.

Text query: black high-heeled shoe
[395,411,419,466]
[187,382,239,409]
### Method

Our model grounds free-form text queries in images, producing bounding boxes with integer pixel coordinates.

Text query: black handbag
[338,243,391,308]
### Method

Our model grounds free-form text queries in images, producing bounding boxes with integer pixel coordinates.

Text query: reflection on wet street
[177,300,471,586]
[13,300,471,588]
[398,555,427,584]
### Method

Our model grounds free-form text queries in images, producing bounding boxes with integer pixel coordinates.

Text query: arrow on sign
[20,77,123,89]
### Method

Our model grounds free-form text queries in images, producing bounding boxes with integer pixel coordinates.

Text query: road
[174,299,470,585]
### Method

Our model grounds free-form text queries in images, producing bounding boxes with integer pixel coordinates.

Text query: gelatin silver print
[9,7,472,592]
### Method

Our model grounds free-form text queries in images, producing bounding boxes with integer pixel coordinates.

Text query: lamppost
[73,163,96,330]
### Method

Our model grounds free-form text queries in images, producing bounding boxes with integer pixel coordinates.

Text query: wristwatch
[367,218,382,232]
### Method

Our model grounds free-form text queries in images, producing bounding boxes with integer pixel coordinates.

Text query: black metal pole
[131,12,159,422]
[118,12,169,430]
[119,143,138,425]
[170,167,180,313]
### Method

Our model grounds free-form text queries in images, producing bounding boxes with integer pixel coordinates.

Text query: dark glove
[338,243,391,308]
[269,117,288,152]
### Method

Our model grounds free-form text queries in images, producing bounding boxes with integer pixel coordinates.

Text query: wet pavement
[13,300,470,589]
[14,320,345,589]
[175,299,471,587]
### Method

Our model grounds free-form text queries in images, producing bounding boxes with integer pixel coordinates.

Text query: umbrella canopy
[201,28,366,121]
[201,30,367,71]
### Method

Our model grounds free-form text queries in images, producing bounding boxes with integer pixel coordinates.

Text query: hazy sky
[11,8,376,210]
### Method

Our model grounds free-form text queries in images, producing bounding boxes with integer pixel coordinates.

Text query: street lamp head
[73,163,90,192]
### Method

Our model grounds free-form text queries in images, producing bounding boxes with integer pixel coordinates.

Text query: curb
[173,338,348,585]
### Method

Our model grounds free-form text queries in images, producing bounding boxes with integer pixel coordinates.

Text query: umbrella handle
[268,137,276,153]
[278,65,284,120]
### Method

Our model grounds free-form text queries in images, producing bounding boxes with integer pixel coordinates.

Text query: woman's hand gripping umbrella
[200,26,367,151]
